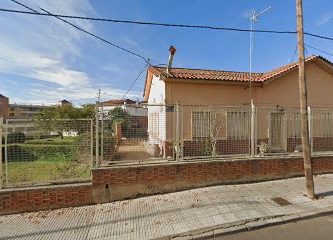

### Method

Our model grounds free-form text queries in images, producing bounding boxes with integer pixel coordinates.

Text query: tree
[209,110,224,156]
[108,107,130,132]
[35,104,95,138]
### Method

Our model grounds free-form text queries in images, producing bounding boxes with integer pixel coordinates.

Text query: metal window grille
[227,111,250,140]
[192,111,211,139]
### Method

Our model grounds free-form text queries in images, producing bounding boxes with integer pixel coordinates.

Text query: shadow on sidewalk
[317,190,333,198]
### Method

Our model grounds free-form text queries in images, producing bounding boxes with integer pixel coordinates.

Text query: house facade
[143,55,333,158]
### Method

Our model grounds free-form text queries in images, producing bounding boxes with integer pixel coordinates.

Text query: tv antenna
[249,6,272,104]
[249,6,271,156]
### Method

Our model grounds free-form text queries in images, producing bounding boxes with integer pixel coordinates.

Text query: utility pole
[296,0,316,199]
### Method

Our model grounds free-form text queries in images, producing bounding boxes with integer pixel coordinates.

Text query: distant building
[8,104,46,119]
[101,98,148,135]
[0,94,9,119]
[101,99,136,106]
[60,99,72,106]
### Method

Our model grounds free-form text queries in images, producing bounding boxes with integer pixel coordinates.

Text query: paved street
[217,214,333,240]
[1,174,333,240]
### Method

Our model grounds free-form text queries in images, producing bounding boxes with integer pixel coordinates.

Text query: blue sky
[0,0,333,105]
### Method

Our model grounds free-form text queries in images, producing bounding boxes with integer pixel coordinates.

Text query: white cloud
[122,36,139,47]
[0,0,94,86]
[26,85,141,105]
[32,69,89,86]
[316,14,333,26]
[0,0,144,105]
[100,65,122,73]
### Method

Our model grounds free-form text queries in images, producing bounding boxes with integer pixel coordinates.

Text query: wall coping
[93,154,333,171]
[0,182,92,193]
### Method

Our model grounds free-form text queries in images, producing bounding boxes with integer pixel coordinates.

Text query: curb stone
[155,209,333,240]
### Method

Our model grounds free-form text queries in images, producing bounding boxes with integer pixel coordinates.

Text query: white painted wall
[147,75,166,145]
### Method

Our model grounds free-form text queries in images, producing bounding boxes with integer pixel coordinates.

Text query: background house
[144,54,333,158]
[101,99,148,139]
[8,104,46,119]
[0,94,9,120]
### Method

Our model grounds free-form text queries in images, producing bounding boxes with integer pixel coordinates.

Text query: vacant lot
[3,136,92,186]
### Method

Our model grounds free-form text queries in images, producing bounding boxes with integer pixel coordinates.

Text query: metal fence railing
[96,104,333,164]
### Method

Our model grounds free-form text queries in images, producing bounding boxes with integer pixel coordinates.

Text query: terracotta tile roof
[144,55,333,100]
[149,66,264,82]
[148,55,324,83]
[260,55,318,81]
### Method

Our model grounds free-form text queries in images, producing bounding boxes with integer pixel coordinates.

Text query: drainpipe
[166,46,177,75]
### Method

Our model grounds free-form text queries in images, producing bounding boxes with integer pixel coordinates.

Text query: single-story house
[143,52,333,158]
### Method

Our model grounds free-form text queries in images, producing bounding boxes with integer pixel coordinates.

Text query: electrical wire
[7,1,333,99]
[121,63,148,100]
[2,6,333,42]
[9,0,167,101]
[8,0,151,65]
[304,44,333,57]
[0,7,296,34]
[290,45,298,63]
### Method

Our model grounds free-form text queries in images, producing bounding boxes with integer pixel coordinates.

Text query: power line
[304,43,333,57]
[0,7,296,34]
[8,0,151,65]
[1,7,333,42]
[10,0,165,100]
[304,32,333,42]
[121,63,148,100]
[290,45,298,63]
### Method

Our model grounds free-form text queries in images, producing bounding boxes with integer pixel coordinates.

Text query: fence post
[0,117,3,188]
[251,102,256,156]
[4,119,8,185]
[90,119,94,167]
[308,106,313,153]
[95,104,99,166]
[101,105,104,162]
[175,102,180,161]
[180,104,184,160]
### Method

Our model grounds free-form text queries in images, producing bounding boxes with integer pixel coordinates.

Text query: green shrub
[5,144,74,162]
[25,137,76,145]
[3,132,26,144]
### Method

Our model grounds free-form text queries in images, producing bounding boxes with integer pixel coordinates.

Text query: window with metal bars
[227,111,250,140]
[319,112,333,137]
[192,111,211,139]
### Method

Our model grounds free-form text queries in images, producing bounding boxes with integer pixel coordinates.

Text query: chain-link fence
[311,108,333,153]
[1,118,93,187]
[96,104,333,164]
[2,104,333,187]
[255,107,303,156]
[179,105,251,160]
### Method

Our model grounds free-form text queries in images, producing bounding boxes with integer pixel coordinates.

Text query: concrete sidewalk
[1,175,333,240]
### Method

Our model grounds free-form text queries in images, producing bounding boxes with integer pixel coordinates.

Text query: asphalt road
[216,214,333,240]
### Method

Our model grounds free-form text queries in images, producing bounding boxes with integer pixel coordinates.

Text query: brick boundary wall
[0,183,92,215]
[91,156,333,203]
[2,156,333,215]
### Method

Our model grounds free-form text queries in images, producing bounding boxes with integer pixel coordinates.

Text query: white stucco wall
[148,75,166,144]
